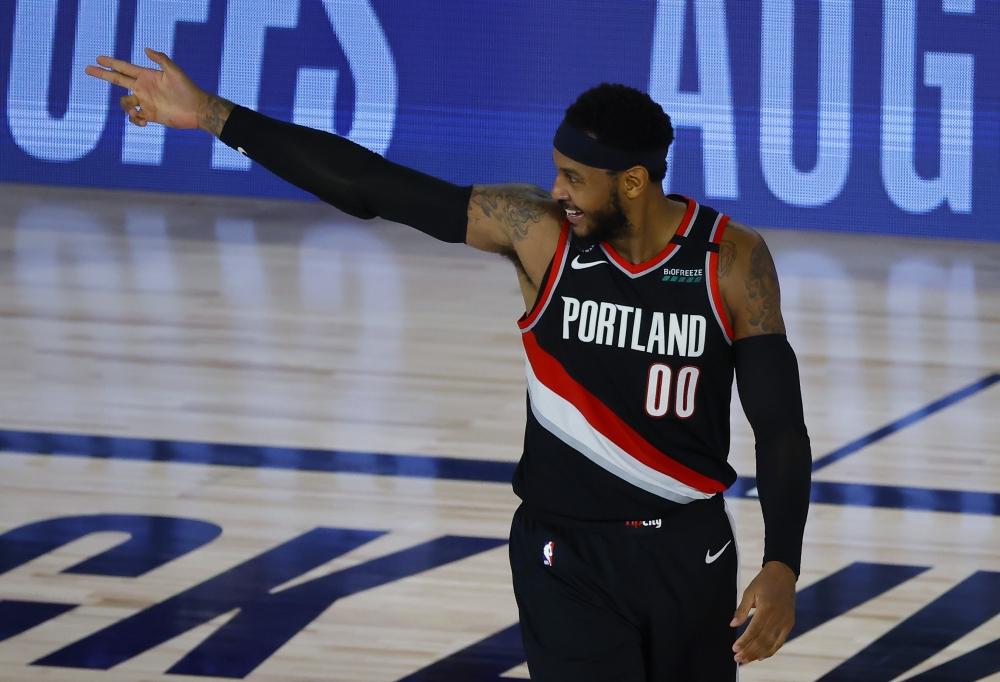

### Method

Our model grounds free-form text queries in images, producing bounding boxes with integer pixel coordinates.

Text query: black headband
[553,121,668,175]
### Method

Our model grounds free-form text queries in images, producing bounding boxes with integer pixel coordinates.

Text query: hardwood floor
[1,182,998,681]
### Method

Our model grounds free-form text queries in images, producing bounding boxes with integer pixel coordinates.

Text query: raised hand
[85,48,233,136]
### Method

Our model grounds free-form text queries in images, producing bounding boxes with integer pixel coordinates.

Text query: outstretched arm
[718,223,812,665]
[86,51,563,289]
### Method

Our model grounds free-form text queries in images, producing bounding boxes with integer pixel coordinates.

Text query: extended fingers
[144,47,176,72]
[95,55,144,78]
[86,63,137,90]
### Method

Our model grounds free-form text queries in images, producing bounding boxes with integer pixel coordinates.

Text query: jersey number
[645,364,700,419]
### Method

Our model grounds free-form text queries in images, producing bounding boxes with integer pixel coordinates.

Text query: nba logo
[542,541,554,566]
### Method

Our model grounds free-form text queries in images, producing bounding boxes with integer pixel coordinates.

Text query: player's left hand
[730,560,796,664]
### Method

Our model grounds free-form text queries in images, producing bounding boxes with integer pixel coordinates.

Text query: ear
[621,165,649,198]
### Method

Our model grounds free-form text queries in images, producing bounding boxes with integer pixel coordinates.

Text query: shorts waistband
[517,496,720,534]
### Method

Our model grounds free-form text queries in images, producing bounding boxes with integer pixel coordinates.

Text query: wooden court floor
[0,182,999,682]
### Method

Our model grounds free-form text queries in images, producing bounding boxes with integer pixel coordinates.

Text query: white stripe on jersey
[525,353,714,504]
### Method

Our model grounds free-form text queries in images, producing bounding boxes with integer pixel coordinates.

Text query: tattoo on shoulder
[744,240,786,334]
[718,239,736,277]
[471,186,549,241]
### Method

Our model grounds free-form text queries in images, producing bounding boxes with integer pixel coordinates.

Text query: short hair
[563,83,674,182]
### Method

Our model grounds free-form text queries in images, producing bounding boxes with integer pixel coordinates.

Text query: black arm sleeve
[734,334,812,577]
[218,105,472,243]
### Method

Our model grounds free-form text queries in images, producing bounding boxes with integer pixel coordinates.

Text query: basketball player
[86,49,812,682]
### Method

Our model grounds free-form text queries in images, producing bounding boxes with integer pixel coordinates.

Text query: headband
[553,121,668,175]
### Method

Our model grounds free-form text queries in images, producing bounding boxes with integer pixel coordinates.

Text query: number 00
[645,364,700,419]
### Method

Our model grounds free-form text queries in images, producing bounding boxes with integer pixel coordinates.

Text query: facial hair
[578,185,632,248]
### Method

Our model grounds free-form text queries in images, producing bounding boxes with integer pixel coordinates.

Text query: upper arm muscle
[466,184,563,288]
[718,222,786,340]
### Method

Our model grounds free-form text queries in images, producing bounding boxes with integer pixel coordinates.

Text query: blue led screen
[1,0,998,240]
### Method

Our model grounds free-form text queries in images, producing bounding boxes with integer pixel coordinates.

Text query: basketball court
[0,182,998,681]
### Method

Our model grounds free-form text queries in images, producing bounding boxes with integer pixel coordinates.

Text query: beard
[575,186,632,249]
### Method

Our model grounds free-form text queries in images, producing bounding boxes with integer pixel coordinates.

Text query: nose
[550,176,569,200]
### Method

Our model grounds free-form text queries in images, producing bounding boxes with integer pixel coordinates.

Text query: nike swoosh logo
[705,541,731,564]
[571,255,606,270]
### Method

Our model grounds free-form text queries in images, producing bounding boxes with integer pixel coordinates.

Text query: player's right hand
[85,48,206,130]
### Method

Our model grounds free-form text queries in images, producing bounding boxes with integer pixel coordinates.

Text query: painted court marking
[1,372,998,515]
[1,376,999,681]
[810,373,1000,471]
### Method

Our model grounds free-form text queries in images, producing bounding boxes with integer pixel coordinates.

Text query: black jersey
[512,196,738,521]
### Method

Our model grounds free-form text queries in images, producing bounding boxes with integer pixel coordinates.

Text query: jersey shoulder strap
[667,196,723,253]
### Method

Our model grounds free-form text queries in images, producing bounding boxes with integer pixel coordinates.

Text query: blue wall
[2,0,997,240]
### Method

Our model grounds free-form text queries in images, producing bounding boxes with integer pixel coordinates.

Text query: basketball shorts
[509,495,739,682]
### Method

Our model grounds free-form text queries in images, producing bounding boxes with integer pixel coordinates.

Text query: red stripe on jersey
[707,215,734,343]
[522,330,727,494]
[600,197,697,275]
[518,220,571,331]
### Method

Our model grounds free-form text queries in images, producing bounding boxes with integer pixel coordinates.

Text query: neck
[606,192,688,264]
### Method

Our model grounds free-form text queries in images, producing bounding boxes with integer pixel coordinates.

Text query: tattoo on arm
[201,95,235,137]
[744,240,786,334]
[718,239,736,277]
[470,186,549,241]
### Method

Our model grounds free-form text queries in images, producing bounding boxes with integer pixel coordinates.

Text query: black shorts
[509,496,739,682]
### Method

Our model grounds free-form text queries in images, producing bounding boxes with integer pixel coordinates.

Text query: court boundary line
[0,431,518,482]
[1,372,998,516]
[726,477,1000,516]
[811,373,1000,471]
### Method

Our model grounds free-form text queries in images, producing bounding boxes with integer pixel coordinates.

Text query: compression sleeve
[218,105,472,243]
[733,334,812,577]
